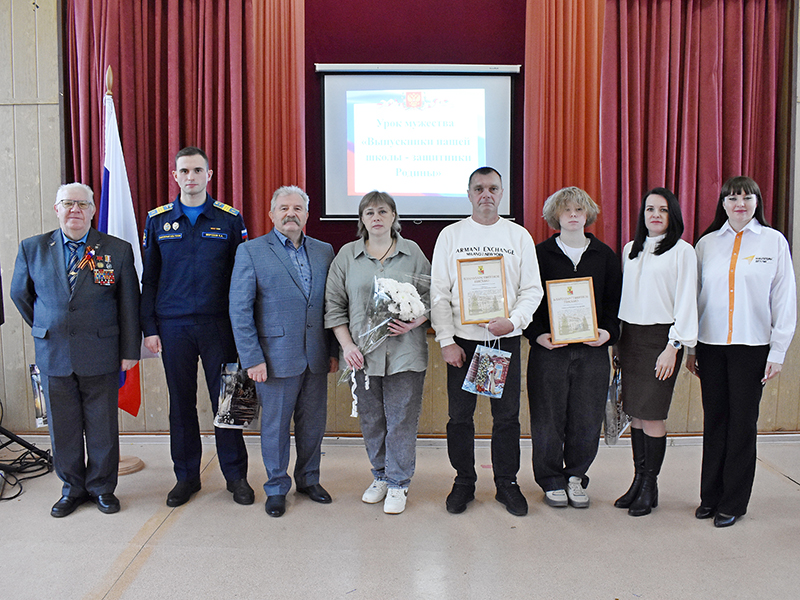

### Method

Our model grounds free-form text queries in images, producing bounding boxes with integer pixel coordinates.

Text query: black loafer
[95,493,120,514]
[695,505,715,519]
[265,494,286,517]
[51,495,87,518]
[694,504,717,519]
[714,512,738,528]
[445,483,475,514]
[166,479,201,507]
[495,481,529,516]
[296,483,332,504]
[226,478,255,505]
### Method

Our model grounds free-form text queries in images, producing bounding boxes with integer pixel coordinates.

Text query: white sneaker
[544,489,568,507]
[567,476,590,508]
[383,487,408,514]
[362,479,388,503]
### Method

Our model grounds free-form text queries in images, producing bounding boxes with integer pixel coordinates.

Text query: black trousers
[527,342,610,491]
[159,317,248,482]
[696,343,769,516]
[446,336,521,487]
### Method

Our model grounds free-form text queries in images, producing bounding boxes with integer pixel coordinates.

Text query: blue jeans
[527,342,610,491]
[446,336,522,487]
[354,370,425,489]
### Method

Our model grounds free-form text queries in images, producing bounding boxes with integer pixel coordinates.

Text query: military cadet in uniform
[141,146,253,507]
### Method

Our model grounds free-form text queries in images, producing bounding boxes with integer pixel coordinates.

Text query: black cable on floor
[0,399,54,501]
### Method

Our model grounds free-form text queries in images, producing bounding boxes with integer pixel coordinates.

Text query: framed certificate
[546,277,598,344]
[457,256,509,324]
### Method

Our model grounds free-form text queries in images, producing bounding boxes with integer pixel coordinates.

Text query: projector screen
[319,66,516,219]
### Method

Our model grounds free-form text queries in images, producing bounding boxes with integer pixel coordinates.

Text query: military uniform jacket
[140,193,247,336]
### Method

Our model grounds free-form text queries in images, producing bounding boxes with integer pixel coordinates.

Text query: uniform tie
[66,240,80,292]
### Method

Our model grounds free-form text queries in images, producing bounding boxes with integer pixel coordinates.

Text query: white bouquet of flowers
[339,273,430,415]
[356,277,427,354]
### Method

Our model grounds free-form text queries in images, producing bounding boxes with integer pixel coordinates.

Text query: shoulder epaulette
[213,200,240,216]
[148,203,174,218]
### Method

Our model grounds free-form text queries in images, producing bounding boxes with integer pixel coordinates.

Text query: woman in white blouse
[615,188,698,516]
[687,176,796,527]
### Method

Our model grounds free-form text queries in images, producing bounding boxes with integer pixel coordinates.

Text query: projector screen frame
[317,63,522,221]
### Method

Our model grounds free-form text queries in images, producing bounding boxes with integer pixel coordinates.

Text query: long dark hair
[699,176,770,239]
[628,187,684,259]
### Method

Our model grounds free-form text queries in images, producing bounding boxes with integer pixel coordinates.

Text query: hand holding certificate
[456,256,509,324]
[546,277,599,344]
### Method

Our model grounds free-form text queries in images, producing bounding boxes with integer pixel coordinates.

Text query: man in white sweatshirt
[431,167,543,516]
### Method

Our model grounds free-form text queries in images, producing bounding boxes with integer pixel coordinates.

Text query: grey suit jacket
[10,228,141,377]
[229,229,334,378]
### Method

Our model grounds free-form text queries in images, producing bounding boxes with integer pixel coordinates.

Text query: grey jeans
[354,370,425,489]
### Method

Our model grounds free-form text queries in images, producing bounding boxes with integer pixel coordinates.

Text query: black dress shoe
[265,494,286,517]
[226,478,255,505]
[51,495,87,518]
[695,505,715,519]
[95,493,120,514]
[714,512,738,528]
[296,483,332,504]
[495,481,528,516]
[166,479,201,507]
[445,483,475,514]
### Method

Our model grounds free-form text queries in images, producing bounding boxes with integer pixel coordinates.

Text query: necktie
[66,241,80,292]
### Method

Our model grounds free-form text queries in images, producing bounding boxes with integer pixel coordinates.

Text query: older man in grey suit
[229,185,336,517]
[10,183,140,517]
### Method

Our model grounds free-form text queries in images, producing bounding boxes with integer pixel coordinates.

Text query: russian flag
[98,92,144,417]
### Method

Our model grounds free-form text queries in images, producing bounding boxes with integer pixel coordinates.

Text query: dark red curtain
[64,1,256,238]
[599,0,793,250]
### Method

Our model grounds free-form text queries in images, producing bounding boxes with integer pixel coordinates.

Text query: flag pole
[104,64,145,477]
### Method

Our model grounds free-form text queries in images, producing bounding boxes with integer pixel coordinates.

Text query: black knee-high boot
[628,433,666,517]
[614,427,645,509]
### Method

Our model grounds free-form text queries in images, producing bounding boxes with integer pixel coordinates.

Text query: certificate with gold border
[457,256,509,324]
[546,277,598,344]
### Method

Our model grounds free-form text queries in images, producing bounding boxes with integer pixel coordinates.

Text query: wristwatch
[669,340,682,350]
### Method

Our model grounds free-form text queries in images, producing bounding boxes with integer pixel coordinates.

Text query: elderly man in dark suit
[11,183,140,517]
[229,185,336,517]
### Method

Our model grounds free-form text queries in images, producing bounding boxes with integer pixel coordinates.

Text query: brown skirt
[618,322,684,420]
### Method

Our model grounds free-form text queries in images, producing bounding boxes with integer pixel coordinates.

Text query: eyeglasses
[59,199,94,210]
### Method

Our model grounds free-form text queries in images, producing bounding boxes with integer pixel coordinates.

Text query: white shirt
[430,217,543,346]
[695,219,796,363]
[618,236,698,347]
